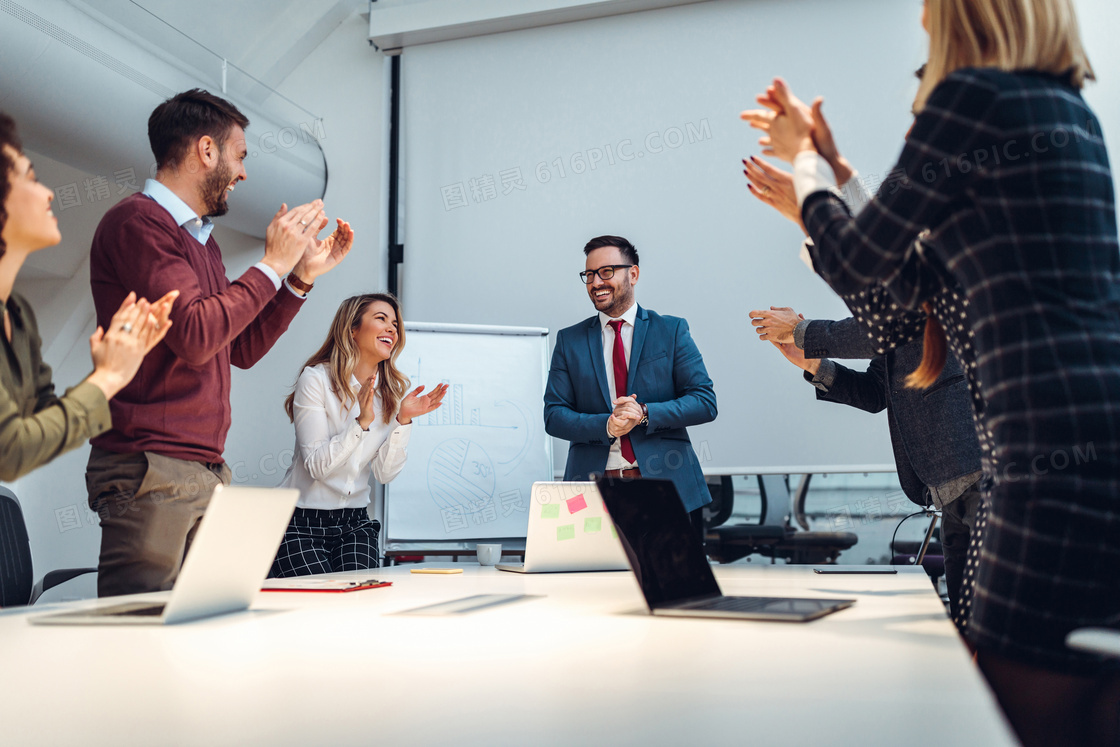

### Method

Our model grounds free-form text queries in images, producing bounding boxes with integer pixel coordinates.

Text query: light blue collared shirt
[142,179,215,245]
[141,178,284,291]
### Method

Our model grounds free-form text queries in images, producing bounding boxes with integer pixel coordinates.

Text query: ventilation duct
[0,0,326,239]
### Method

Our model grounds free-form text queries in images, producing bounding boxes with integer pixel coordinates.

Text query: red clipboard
[261,578,392,593]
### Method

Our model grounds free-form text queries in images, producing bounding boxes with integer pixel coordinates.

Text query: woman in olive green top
[0,111,176,481]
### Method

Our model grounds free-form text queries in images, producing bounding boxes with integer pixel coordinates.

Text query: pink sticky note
[566,493,588,514]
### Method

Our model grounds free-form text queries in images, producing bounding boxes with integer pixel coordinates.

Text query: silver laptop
[497,482,629,573]
[597,477,856,622]
[32,485,299,625]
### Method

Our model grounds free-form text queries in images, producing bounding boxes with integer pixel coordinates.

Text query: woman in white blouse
[270,293,447,576]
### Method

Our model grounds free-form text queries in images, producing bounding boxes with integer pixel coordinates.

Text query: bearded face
[201,155,234,218]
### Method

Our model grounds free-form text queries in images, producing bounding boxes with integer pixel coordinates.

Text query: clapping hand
[87,291,178,400]
[743,156,804,231]
[741,78,853,182]
[397,383,449,425]
[263,201,325,278]
[769,339,820,376]
[356,375,378,430]
[748,306,804,344]
[146,290,179,353]
[740,78,815,163]
[293,217,355,284]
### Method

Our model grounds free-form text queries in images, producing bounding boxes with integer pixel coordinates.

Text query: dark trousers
[941,481,983,622]
[86,447,230,598]
[269,507,381,578]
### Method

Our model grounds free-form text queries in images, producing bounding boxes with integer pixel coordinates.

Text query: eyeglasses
[579,264,634,284]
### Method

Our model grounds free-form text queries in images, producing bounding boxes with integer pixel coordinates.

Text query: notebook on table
[596,477,856,622]
[496,481,629,573]
[32,485,299,625]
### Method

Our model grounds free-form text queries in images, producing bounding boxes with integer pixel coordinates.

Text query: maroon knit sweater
[89,193,304,463]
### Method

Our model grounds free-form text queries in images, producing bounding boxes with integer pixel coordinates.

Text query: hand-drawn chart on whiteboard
[385,323,553,541]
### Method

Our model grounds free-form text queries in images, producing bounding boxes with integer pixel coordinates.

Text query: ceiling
[10,1,366,282]
[71,0,368,111]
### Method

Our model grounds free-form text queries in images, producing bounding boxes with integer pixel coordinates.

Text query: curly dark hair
[0,110,23,258]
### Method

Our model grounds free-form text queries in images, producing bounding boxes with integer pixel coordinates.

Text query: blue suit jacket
[543,305,717,513]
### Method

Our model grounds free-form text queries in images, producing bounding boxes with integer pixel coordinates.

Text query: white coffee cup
[476,543,502,566]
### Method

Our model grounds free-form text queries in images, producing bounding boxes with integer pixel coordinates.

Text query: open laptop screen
[596,478,721,608]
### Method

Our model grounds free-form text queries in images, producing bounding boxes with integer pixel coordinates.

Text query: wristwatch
[287,273,314,294]
[639,403,649,427]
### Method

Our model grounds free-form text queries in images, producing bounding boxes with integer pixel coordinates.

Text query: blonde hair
[907,0,1093,388]
[915,0,1094,112]
[285,293,410,425]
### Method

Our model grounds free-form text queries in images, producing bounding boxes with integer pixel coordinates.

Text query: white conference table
[0,563,1017,746]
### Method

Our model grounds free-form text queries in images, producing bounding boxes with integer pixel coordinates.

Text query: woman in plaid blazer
[745,1,1119,744]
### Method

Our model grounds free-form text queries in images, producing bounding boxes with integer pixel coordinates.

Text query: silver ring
[300,220,309,226]
[121,322,133,333]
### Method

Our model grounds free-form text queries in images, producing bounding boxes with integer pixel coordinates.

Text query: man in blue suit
[544,236,717,517]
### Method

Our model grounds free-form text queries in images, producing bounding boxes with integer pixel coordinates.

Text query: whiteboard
[398,0,923,475]
[385,323,553,541]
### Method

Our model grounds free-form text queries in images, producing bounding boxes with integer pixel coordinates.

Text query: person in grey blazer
[750,305,982,624]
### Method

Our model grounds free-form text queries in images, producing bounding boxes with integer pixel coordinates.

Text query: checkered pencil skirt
[269,507,381,577]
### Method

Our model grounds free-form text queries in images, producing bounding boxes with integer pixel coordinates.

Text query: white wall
[7,13,386,599]
[399,0,1120,478]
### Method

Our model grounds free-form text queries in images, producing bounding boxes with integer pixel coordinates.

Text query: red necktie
[608,320,637,464]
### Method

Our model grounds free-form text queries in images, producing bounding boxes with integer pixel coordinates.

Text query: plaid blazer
[802,67,1120,670]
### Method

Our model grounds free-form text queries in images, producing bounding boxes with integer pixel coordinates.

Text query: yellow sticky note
[410,568,463,574]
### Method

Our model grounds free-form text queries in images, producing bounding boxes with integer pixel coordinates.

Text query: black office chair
[705,475,858,565]
[0,488,97,606]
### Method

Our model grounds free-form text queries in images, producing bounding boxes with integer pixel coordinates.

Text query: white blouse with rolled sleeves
[278,363,411,509]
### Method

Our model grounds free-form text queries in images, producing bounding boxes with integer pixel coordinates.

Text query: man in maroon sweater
[86,89,353,597]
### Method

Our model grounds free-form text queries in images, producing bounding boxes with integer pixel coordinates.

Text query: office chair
[0,488,97,606]
[705,475,858,564]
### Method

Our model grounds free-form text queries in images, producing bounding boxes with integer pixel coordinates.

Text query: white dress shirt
[279,363,412,509]
[792,150,840,208]
[598,301,639,470]
[797,169,871,271]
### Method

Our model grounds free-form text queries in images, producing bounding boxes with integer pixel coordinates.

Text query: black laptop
[596,477,856,622]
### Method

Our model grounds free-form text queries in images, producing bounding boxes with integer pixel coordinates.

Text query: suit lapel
[627,305,649,393]
[586,317,612,410]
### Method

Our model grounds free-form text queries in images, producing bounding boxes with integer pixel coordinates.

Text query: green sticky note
[557,524,576,541]
[541,504,560,519]
[584,517,602,533]
[611,526,618,538]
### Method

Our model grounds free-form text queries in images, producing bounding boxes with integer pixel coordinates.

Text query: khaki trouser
[86,447,231,598]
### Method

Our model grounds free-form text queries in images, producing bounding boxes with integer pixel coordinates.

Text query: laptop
[596,477,856,622]
[32,485,299,625]
[496,481,629,573]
